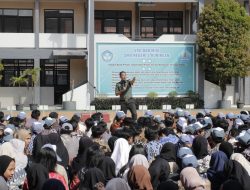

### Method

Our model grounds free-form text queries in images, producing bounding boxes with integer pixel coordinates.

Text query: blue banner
[96,43,196,96]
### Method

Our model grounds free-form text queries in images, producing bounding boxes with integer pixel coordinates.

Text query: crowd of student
[0,108,250,190]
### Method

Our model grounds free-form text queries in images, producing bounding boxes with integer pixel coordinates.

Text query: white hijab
[111,138,131,175]
[231,153,250,175]
[129,154,149,169]
[10,139,28,170]
[0,139,28,170]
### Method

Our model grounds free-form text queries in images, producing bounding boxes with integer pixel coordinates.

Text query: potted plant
[197,0,250,108]
[23,68,41,110]
[237,100,245,109]
[10,75,28,111]
[63,79,76,110]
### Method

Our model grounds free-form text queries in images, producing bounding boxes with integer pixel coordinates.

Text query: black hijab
[79,167,105,190]
[108,136,118,153]
[149,154,170,189]
[0,155,14,179]
[97,156,116,183]
[224,160,250,190]
[42,179,65,190]
[219,141,234,159]
[221,179,244,190]
[157,180,179,190]
[192,136,209,160]
[160,143,177,162]
[26,163,49,190]
[71,137,94,173]
[33,133,69,168]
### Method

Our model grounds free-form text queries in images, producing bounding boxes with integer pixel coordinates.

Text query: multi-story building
[0,0,249,109]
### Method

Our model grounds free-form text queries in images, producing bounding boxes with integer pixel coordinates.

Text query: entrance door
[40,59,70,105]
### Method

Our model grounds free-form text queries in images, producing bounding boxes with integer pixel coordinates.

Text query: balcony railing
[0,33,35,48]
[39,33,87,49]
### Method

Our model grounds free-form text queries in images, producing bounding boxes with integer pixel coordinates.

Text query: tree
[23,68,41,105]
[0,61,3,81]
[197,0,250,101]
[10,75,29,105]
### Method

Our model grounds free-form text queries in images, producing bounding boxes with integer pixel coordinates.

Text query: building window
[40,59,69,87]
[0,59,34,87]
[44,10,74,33]
[140,11,183,38]
[95,10,132,38]
[0,9,33,33]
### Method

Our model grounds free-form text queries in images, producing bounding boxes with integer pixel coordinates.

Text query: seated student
[223,160,250,190]
[214,118,229,134]
[176,117,188,137]
[49,112,60,133]
[207,151,228,190]
[111,138,131,175]
[192,136,211,176]
[25,145,68,190]
[159,127,179,145]
[91,121,111,154]
[179,134,193,149]
[16,128,32,156]
[37,144,68,190]
[28,122,44,155]
[219,141,234,159]
[25,110,40,129]
[17,111,27,128]
[41,117,57,135]
[0,155,15,190]
[236,129,250,161]
[128,165,153,190]
[118,144,147,179]
[144,125,162,162]
[180,167,205,190]
[110,111,126,135]
[208,127,225,154]
[193,122,206,137]
[32,130,69,168]
[84,117,94,137]
[60,123,79,163]
[149,147,171,189]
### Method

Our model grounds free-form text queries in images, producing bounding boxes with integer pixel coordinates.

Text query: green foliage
[0,62,3,81]
[91,97,204,110]
[197,0,250,100]
[186,90,199,98]
[10,76,28,87]
[147,91,158,98]
[23,68,41,87]
[168,91,178,97]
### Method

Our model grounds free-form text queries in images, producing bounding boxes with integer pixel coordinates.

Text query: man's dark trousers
[120,98,137,121]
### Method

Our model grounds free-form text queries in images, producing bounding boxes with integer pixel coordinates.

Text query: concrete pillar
[34,0,40,105]
[244,77,250,104]
[87,0,95,105]
[185,3,191,34]
[197,0,205,103]
[243,0,250,104]
[35,0,39,49]
[198,0,205,15]
[34,58,40,105]
[191,3,197,34]
[135,3,140,40]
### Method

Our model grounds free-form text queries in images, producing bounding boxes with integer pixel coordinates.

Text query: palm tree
[23,68,41,107]
[10,75,28,110]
